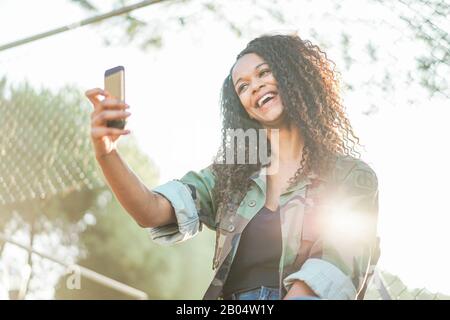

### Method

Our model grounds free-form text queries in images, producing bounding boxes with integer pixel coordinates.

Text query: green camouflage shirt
[148,155,380,300]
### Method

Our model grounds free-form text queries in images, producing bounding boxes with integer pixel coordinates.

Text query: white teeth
[257,92,276,108]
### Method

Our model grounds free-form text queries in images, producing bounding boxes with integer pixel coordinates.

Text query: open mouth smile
[255,91,278,110]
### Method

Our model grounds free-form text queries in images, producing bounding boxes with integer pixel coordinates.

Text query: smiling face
[231,53,286,127]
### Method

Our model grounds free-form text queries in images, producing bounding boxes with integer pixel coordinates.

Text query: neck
[267,122,304,164]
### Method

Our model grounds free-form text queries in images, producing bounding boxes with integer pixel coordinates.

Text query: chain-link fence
[1,0,449,300]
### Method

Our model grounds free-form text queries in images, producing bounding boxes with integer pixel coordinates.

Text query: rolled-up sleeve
[284,160,379,300]
[148,180,200,245]
[283,258,356,299]
[147,166,216,246]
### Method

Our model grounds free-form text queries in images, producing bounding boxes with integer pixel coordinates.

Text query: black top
[222,206,282,296]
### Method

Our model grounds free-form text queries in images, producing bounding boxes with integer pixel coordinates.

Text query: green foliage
[0,77,104,229]
[52,107,215,300]
[55,189,215,299]
[67,0,447,99]
[0,78,215,299]
[374,0,449,98]
[71,0,97,11]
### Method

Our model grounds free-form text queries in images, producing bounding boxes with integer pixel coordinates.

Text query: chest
[265,163,302,211]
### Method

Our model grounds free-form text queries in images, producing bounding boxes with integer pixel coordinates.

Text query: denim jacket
[147,155,380,300]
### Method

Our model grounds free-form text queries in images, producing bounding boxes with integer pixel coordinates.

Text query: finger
[90,103,129,121]
[91,127,130,139]
[92,110,131,126]
[103,90,113,99]
[85,88,106,108]
[85,87,105,98]
[100,98,129,110]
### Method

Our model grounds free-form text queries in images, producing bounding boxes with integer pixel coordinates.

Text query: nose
[251,78,265,94]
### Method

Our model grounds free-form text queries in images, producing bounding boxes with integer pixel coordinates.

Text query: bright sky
[1,0,449,297]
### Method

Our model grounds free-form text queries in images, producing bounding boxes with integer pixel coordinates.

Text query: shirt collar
[250,166,329,194]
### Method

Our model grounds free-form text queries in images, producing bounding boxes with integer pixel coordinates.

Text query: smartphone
[104,66,126,129]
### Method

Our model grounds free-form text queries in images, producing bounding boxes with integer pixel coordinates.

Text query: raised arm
[86,88,177,228]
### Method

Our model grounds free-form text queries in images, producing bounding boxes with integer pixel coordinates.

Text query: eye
[238,83,248,93]
[260,69,271,76]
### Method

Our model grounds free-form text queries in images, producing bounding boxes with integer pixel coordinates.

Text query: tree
[0,77,105,297]
[67,0,448,105]
[373,0,449,98]
[0,78,215,299]
[54,137,216,299]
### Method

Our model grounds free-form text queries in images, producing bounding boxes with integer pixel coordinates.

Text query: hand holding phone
[85,65,131,158]
[104,66,126,129]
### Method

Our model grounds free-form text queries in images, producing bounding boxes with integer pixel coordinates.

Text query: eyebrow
[233,62,269,87]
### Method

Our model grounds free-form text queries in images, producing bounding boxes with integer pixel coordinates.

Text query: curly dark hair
[211,33,362,222]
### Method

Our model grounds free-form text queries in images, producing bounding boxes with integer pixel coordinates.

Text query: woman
[86,33,379,300]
